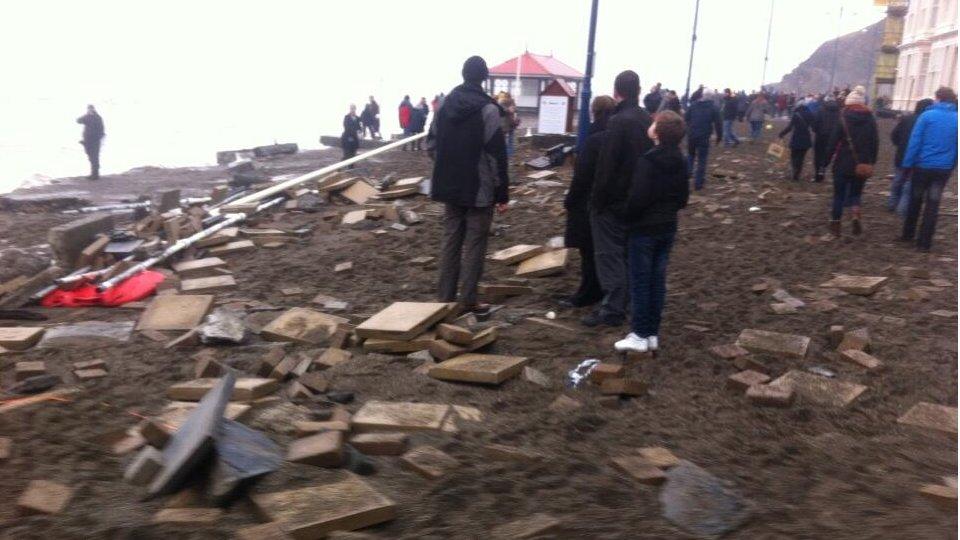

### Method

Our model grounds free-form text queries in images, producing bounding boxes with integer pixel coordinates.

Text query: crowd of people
[426,55,957,355]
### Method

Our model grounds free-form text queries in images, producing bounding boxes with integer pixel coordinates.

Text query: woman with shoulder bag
[824,86,878,237]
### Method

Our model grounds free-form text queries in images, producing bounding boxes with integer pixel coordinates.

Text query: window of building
[928,47,944,95]
[917,51,931,97]
[929,0,940,27]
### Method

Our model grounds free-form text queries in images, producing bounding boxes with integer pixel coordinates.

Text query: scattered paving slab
[172,257,227,279]
[401,445,459,479]
[637,447,680,469]
[349,433,409,456]
[838,349,883,370]
[482,443,545,463]
[612,455,668,485]
[362,331,436,354]
[152,507,223,525]
[352,401,451,432]
[75,368,108,381]
[207,240,256,256]
[180,275,237,294]
[819,275,889,296]
[491,513,562,539]
[429,354,528,385]
[490,244,545,264]
[0,327,44,351]
[918,483,958,511]
[15,361,46,381]
[726,370,771,392]
[38,321,134,348]
[316,348,352,368]
[137,295,214,331]
[167,377,278,402]
[252,476,396,539]
[660,461,750,538]
[898,402,958,434]
[837,327,871,352]
[768,370,866,408]
[355,302,453,341]
[515,249,569,277]
[600,378,647,396]
[736,328,810,358]
[436,323,474,346]
[17,480,74,516]
[261,308,349,345]
[286,430,345,467]
[710,344,750,360]
[746,384,795,407]
[548,395,583,412]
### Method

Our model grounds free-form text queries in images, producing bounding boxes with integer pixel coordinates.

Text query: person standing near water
[76,104,104,180]
[341,104,362,168]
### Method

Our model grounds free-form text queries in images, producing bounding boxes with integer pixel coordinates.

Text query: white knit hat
[845,86,866,106]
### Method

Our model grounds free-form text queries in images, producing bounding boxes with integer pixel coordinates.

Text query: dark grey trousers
[438,203,494,307]
[590,210,628,320]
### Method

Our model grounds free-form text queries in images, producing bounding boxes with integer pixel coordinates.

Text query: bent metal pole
[215,131,429,215]
[96,196,285,291]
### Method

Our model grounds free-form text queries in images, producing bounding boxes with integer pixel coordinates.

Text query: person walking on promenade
[900,87,958,252]
[614,110,689,354]
[340,104,363,167]
[812,95,840,182]
[428,56,509,314]
[560,95,616,309]
[584,70,654,328]
[744,93,769,142]
[824,86,879,237]
[721,89,740,146]
[77,104,105,180]
[684,88,722,191]
[399,95,413,150]
[778,98,815,181]
[889,98,934,215]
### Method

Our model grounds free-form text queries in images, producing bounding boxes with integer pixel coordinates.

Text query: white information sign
[537,95,569,134]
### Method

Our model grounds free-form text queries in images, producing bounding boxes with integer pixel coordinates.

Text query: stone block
[75,368,108,380]
[138,295,214,331]
[768,370,865,408]
[72,359,107,371]
[637,447,680,469]
[194,356,224,378]
[348,433,409,456]
[482,443,545,463]
[152,507,223,524]
[48,213,114,268]
[429,354,528,385]
[600,378,647,396]
[286,429,345,467]
[589,363,624,384]
[180,275,237,294]
[15,360,46,381]
[294,420,351,437]
[839,349,883,370]
[819,275,888,295]
[356,302,453,341]
[167,377,278,402]
[726,370,771,392]
[515,249,569,278]
[0,327,44,351]
[746,384,794,407]
[352,401,450,433]
[317,348,352,368]
[17,480,74,516]
[837,327,871,352]
[298,372,329,394]
[490,244,544,264]
[269,355,300,381]
[898,402,958,434]
[251,476,396,539]
[611,455,668,485]
[261,308,349,345]
[709,344,750,360]
[436,323,474,346]
[736,328,810,358]
[401,445,459,479]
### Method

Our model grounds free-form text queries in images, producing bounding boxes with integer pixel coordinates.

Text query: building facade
[891,0,959,110]
[485,52,584,112]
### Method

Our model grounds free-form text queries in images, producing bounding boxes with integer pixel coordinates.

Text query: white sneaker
[647,336,659,351]
[614,333,649,353]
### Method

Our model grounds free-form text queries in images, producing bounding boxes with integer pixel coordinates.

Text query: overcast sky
[0,0,886,184]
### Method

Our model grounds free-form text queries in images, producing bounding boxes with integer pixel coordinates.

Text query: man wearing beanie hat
[427,55,509,314]
[823,83,878,237]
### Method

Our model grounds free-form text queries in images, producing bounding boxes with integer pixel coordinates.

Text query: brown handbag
[840,114,874,180]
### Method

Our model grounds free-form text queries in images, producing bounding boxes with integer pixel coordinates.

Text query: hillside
[774,19,884,94]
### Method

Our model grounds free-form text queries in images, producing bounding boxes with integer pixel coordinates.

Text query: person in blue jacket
[900,86,958,252]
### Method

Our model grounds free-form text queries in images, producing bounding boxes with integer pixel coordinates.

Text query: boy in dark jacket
[889,98,933,215]
[824,87,879,237]
[427,56,509,313]
[615,110,689,354]
[586,70,654,328]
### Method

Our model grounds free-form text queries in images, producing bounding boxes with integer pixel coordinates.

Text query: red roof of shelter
[488,52,584,79]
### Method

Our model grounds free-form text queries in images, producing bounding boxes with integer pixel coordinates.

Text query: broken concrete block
[637,447,680,469]
[180,275,237,294]
[837,327,870,352]
[208,240,256,256]
[429,354,528,385]
[74,368,108,381]
[589,363,624,384]
[137,295,215,331]
[772,370,866,409]
[173,256,229,279]
[152,507,223,525]
[352,401,450,432]
[491,513,562,539]
[15,361,46,381]
[199,308,246,344]
[612,455,668,485]
[736,328,810,358]
[349,433,409,456]
[709,344,750,360]
[839,349,883,370]
[600,378,647,396]
[436,323,474,346]
[746,384,794,407]
[401,445,459,479]
[515,249,569,278]
[17,480,74,516]
[819,275,888,296]
[196,227,239,248]
[124,446,163,485]
[38,321,134,349]
[726,370,771,392]
[0,327,44,351]
[251,476,396,539]
[167,377,278,402]
[356,302,453,341]
[261,308,349,345]
[549,395,583,412]
[660,460,750,538]
[490,244,544,264]
[317,348,352,368]
[48,213,114,268]
[482,443,545,463]
[898,402,958,434]
[918,483,958,511]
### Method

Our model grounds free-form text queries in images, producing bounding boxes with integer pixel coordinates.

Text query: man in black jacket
[889,98,933,214]
[684,88,722,190]
[427,56,509,313]
[77,105,105,180]
[585,70,654,327]
[643,83,662,114]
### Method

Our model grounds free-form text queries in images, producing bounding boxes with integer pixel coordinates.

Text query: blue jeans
[687,137,710,190]
[889,167,910,216]
[902,167,951,249]
[831,172,865,220]
[506,130,515,157]
[749,120,762,140]
[722,119,739,145]
[627,230,676,337]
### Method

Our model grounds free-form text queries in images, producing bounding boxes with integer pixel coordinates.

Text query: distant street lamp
[683,0,701,105]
